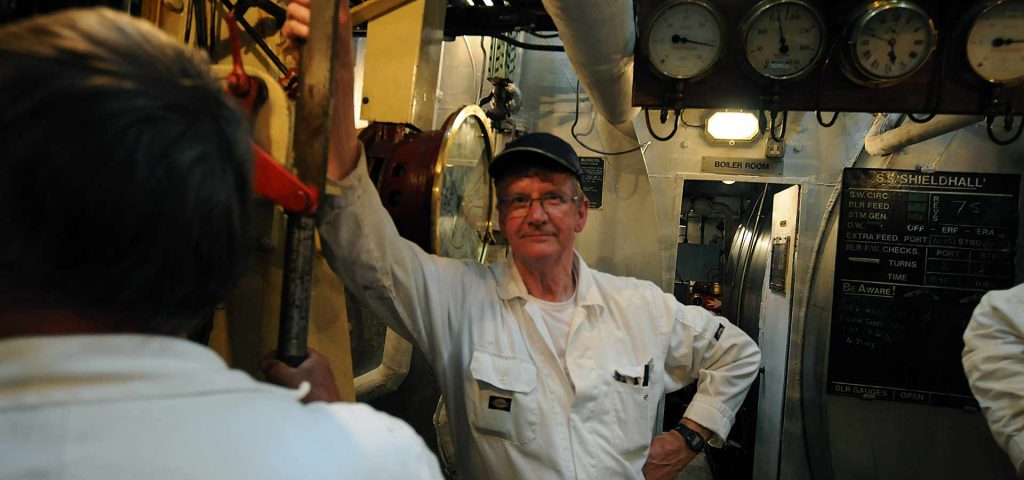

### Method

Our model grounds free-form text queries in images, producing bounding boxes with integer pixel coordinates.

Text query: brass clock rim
[429,104,495,261]
[845,0,938,86]
[739,0,828,81]
[964,0,1024,86]
[642,0,726,81]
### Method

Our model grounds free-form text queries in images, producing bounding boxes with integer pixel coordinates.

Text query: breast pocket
[609,363,654,455]
[468,350,539,445]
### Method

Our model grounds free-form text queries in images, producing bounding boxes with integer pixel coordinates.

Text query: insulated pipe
[354,328,413,400]
[864,114,982,157]
[541,0,640,137]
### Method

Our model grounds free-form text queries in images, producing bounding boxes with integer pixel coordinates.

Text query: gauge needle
[993,38,1024,47]
[864,32,889,43]
[886,37,897,65]
[672,34,716,47]
[777,15,789,54]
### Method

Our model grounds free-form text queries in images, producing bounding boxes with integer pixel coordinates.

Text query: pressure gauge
[367,105,494,262]
[643,0,725,80]
[841,1,937,87]
[740,0,826,80]
[434,108,492,260]
[964,0,1024,85]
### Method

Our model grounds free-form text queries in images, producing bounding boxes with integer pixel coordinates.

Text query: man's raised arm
[282,0,358,181]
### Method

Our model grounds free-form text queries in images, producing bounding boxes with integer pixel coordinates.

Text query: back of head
[0,8,253,334]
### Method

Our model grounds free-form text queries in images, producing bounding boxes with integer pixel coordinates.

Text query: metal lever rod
[276,0,341,367]
[220,0,291,77]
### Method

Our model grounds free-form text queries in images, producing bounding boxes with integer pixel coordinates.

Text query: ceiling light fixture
[706,111,760,144]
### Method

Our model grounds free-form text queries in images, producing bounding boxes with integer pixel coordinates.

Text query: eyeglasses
[500,193,578,218]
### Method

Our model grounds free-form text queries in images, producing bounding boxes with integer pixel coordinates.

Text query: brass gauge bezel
[642,0,726,81]
[368,105,495,263]
[430,105,495,262]
[841,0,938,87]
[961,0,1024,86]
[739,0,827,81]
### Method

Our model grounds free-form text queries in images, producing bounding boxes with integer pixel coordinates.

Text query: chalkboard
[579,156,604,209]
[828,168,1020,408]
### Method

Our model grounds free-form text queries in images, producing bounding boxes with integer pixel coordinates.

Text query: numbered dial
[845,1,937,85]
[644,0,724,80]
[741,0,826,80]
[435,111,492,261]
[965,1,1024,85]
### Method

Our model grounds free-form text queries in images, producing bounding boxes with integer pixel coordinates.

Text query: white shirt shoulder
[320,402,444,480]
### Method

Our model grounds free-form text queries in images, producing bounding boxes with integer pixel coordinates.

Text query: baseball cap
[489,132,582,181]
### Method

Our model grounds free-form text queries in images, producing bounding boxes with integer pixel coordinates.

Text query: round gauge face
[436,117,491,261]
[645,0,724,79]
[742,0,826,80]
[850,3,937,81]
[966,1,1024,84]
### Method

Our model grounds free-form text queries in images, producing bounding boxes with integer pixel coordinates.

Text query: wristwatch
[672,423,707,453]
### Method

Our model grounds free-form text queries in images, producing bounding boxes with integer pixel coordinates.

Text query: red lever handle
[225,12,263,114]
[252,144,319,216]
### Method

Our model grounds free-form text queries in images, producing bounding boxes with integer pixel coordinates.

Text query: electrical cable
[907,32,947,124]
[814,41,841,127]
[570,81,649,155]
[644,107,680,142]
[479,36,488,101]
[986,113,1024,145]
[490,33,564,52]
[194,0,209,51]
[681,117,703,128]
[184,0,194,44]
[526,31,559,39]
[463,36,477,96]
[208,0,216,57]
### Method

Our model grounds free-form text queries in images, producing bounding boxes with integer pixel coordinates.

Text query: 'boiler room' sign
[701,156,782,176]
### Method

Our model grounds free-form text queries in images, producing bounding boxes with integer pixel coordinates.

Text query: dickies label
[714,323,725,341]
[488,395,512,412]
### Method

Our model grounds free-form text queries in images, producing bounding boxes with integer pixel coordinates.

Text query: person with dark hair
[0,8,441,479]
[280,1,761,479]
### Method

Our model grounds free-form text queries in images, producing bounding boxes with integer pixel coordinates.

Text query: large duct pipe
[864,114,981,156]
[541,0,640,137]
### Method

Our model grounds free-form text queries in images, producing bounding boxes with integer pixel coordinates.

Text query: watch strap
[672,423,707,453]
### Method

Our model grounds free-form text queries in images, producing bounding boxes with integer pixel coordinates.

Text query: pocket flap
[470,350,537,393]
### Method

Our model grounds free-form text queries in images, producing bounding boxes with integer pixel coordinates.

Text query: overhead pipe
[864,114,982,157]
[541,0,640,137]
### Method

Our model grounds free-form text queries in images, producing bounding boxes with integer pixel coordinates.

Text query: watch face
[742,0,826,80]
[674,424,706,452]
[850,3,937,81]
[966,1,1024,84]
[686,433,705,452]
[435,114,491,261]
[645,0,724,80]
